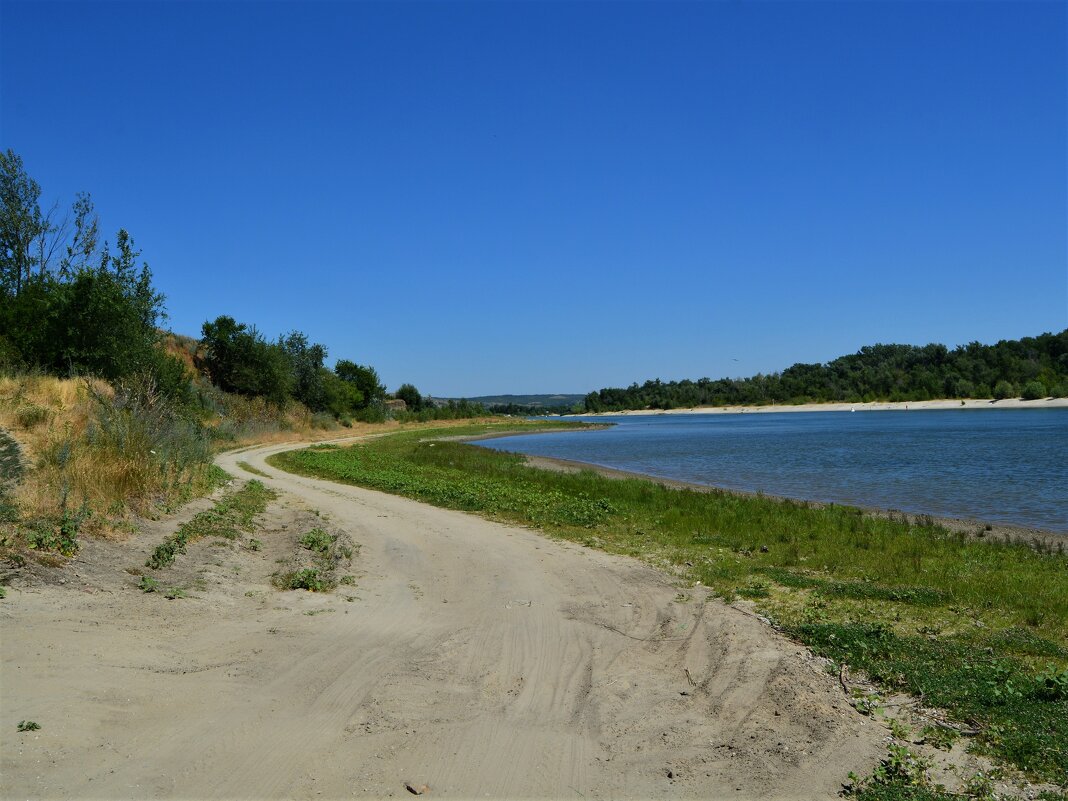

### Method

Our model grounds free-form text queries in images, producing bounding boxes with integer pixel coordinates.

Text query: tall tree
[394,383,423,411]
[0,149,44,295]
[279,331,328,410]
[201,316,293,405]
[335,360,385,408]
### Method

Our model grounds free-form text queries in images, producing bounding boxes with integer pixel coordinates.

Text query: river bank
[517,453,1067,548]
[265,423,1068,790]
[575,396,1068,417]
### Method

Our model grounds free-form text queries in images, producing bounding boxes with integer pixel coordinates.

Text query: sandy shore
[576,396,1068,417]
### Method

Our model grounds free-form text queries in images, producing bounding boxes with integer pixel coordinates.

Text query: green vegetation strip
[146,480,276,570]
[268,423,1068,786]
[236,460,270,478]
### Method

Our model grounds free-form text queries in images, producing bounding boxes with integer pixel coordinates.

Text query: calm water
[478,410,1068,532]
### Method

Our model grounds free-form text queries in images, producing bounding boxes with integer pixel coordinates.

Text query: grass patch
[299,527,335,553]
[275,567,334,592]
[796,622,1067,778]
[139,575,160,592]
[268,422,1068,784]
[237,460,270,478]
[146,480,276,570]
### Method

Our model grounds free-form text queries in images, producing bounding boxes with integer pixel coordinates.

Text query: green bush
[26,505,85,556]
[299,527,335,553]
[1021,380,1047,400]
[993,380,1015,400]
[276,568,333,592]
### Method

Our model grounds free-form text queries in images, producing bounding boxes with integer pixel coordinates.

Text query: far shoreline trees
[584,333,1068,412]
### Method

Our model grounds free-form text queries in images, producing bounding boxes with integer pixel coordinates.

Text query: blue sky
[2,0,1065,397]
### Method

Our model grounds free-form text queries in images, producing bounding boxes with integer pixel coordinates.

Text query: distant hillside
[584,330,1068,413]
[434,394,585,409]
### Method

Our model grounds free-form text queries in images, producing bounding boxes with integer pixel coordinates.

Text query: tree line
[583,334,1068,413]
[0,149,452,423]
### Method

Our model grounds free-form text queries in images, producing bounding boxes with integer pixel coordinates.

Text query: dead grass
[0,374,217,530]
[0,373,498,538]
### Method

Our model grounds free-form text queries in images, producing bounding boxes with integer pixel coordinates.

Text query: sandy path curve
[2,436,885,799]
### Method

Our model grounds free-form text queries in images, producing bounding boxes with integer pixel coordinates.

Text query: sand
[1,436,890,800]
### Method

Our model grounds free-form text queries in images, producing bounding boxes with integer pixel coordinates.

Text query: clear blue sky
[2,1,1065,397]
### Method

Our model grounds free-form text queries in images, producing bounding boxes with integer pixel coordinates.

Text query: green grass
[237,460,270,478]
[275,567,334,592]
[146,480,276,570]
[268,422,1068,785]
[299,527,335,553]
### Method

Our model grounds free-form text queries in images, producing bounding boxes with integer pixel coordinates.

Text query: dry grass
[161,332,199,373]
[0,374,498,535]
[0,375,214,529]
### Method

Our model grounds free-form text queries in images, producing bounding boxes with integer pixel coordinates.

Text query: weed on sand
[236,461,270,478]
[146,480,276,570]
[269,423,1068,785]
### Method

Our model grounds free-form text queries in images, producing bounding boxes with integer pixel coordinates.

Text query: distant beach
[574,396,1068,417]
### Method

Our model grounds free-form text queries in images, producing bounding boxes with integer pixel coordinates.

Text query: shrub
[26,505,85,556]
[299,527,335,553]
[1021,380,1047,400]
[1034,664,1068,701]
[993,380,1015,400]
[310,412,336,430]
[139,575,160,592]
[276,568,333,592]
[954,379,975,398]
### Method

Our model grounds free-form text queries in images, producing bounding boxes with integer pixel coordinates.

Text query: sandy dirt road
[2,437,886,799]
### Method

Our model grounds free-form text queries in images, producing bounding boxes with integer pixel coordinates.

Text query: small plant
[920,724,958,750]
[0,586,6,599]
[963,770,997,801]
[17,720,40,732]
[738,581,770,599]
[1034,663,1068,701]
[299,528,335,553]
[248,538,262,551]
[339,574,356,586]
[846,745,933,797]
[888,718,911,741]
[853,691,883,717]
[276,568,334,592]
[163,587,186,600]
[139,575,160,593]
[26,505,86,557]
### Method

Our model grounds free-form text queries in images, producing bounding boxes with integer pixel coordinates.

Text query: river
[477,409,1068,532]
